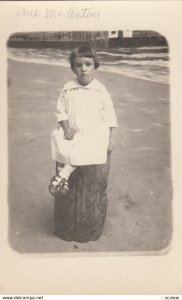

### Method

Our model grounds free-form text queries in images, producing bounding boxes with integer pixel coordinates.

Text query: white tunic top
[51,78,117,165]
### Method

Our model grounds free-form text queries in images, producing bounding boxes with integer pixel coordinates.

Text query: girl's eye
[74,61,93,68]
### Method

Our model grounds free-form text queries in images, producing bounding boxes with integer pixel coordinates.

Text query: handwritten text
[13,6,101,27]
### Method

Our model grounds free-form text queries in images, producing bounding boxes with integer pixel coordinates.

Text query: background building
[7,30,168,49]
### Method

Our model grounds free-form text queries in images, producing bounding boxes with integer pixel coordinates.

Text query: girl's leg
[56,161,64,175]
[49,164,76,196]
[58,164,76,181]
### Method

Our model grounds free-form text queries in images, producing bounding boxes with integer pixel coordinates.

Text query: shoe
[48,176,69,196]
[60,178,69,194]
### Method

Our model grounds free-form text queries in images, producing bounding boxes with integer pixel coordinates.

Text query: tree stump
[54,153,111,243]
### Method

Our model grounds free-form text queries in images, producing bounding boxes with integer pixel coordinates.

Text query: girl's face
[73,57,95,86]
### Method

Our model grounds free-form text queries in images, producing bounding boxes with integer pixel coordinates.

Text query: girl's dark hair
[69,44,100,70]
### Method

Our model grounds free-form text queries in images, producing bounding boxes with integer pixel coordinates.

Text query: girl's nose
[81,64,86,72]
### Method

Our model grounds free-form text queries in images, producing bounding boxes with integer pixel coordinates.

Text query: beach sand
[7,59,172,253]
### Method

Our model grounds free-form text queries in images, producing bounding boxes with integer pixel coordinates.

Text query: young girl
[49,44,117,196]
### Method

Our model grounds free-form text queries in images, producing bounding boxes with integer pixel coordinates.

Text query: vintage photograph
[7,30,172,253]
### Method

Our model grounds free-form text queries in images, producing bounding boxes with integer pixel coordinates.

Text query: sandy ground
[7,59,172,254]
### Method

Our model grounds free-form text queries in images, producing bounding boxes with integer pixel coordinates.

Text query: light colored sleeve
[103,90,117,128]
[56,90,68,123]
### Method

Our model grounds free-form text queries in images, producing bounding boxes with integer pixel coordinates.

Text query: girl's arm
[103,90,117,152]
[56,90,74,140]
[108,127,114,152]
[58,120,74,140]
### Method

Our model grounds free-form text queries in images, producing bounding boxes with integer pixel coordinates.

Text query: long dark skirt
[54,153,111,243]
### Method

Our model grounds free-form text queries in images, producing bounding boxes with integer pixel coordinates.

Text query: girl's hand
[108,138,114,152]
[64,128,74,140]
[59,120,74,140]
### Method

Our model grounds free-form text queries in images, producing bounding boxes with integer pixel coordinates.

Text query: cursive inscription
[67,7,101,19]
[13,6,101,27]
[45,8,64,19]
[13,7,40,27]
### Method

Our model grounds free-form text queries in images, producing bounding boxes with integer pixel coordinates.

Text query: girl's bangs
[76,52,95,59]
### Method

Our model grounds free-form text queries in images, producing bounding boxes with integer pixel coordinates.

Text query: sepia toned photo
[7,30,172,254]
